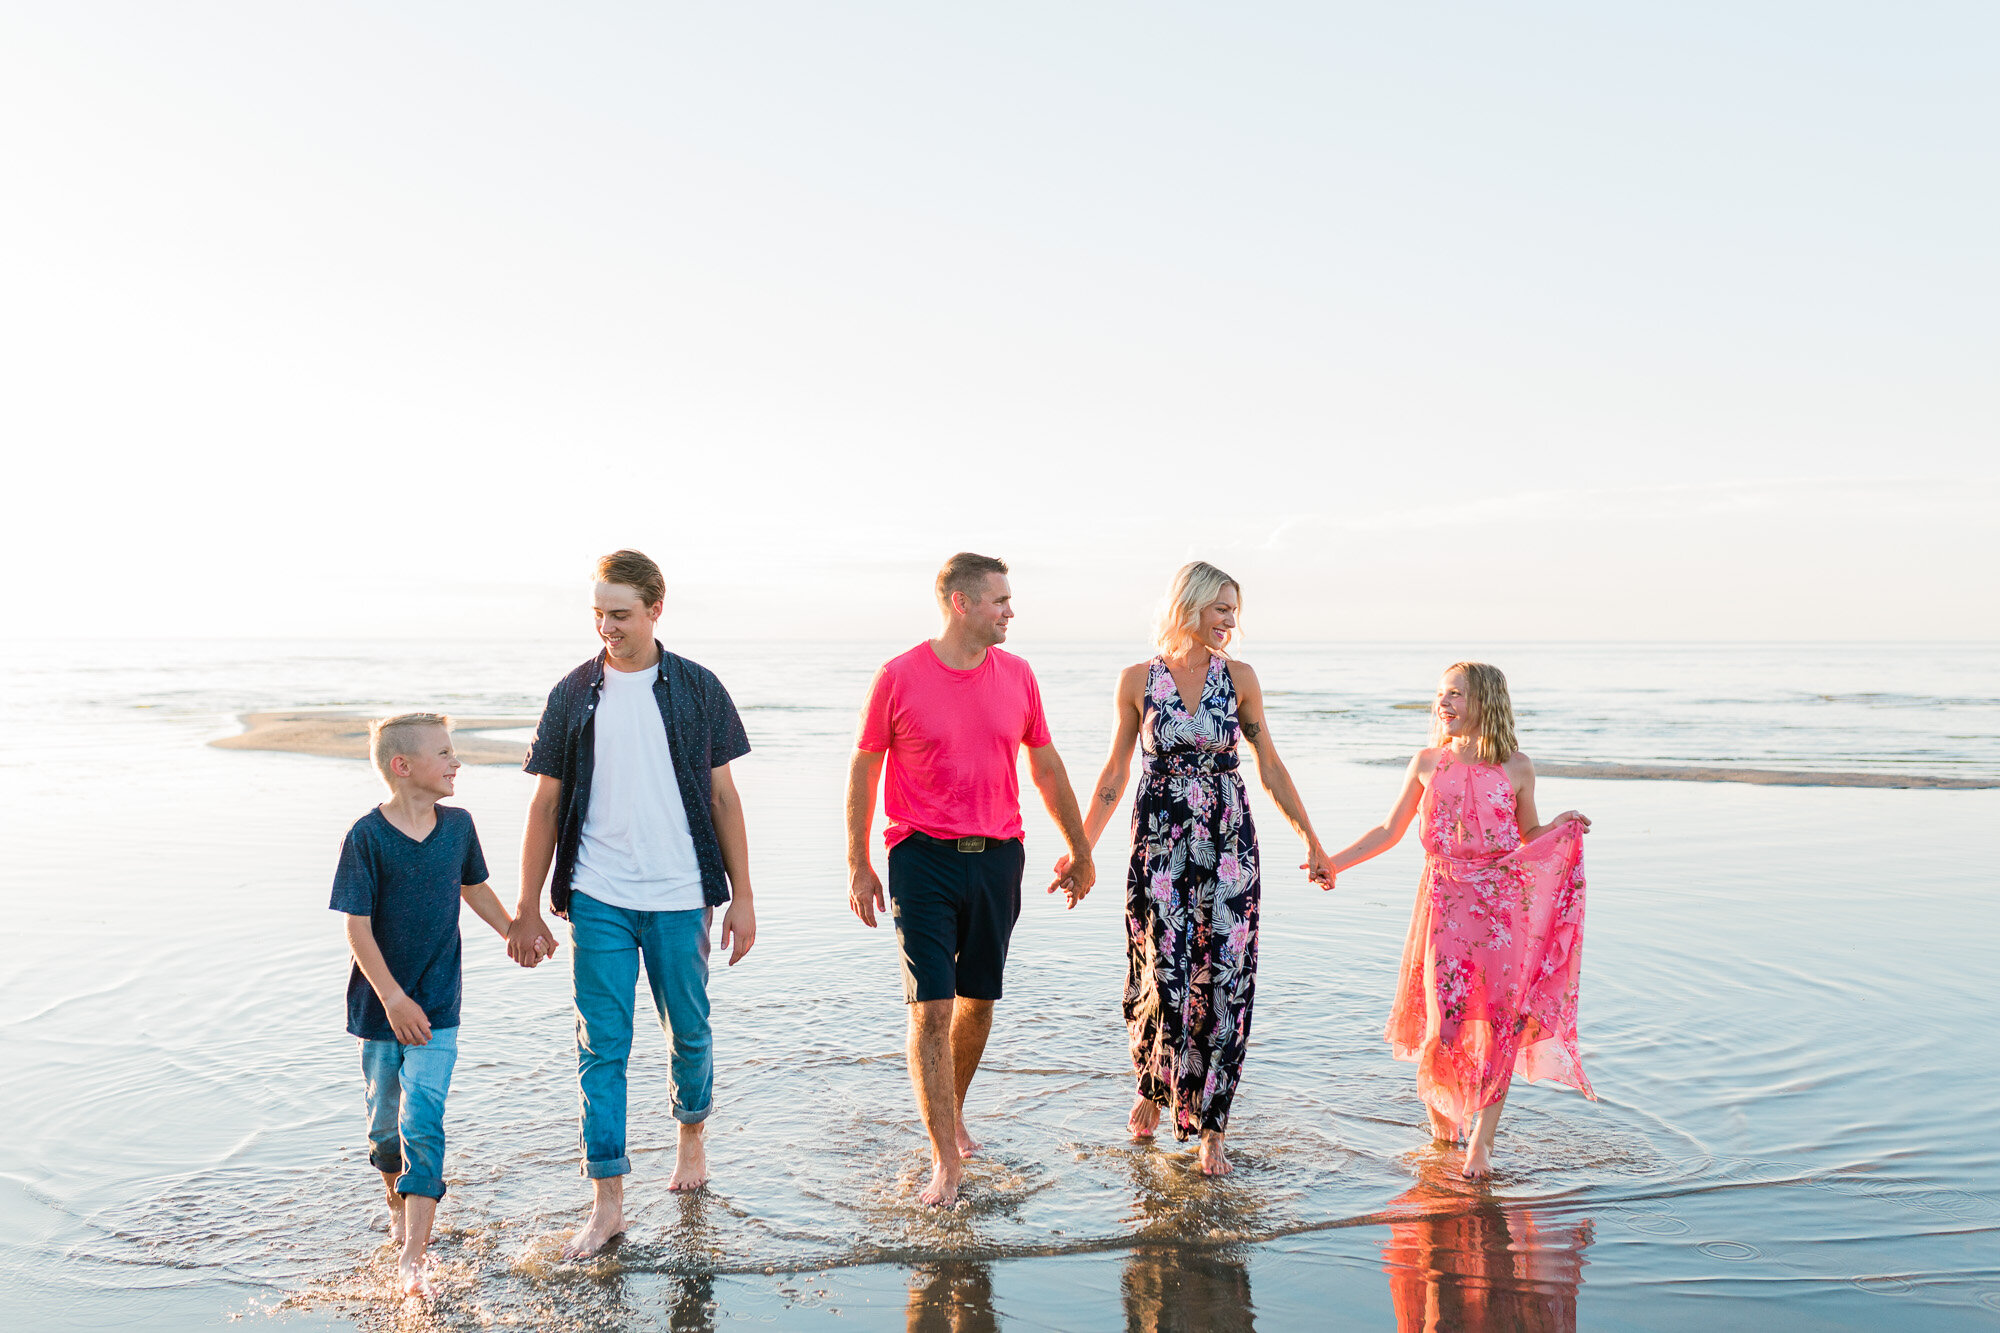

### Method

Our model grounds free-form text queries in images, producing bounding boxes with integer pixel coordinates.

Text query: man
[846,552,1097,1207]
[509,549,757,1259]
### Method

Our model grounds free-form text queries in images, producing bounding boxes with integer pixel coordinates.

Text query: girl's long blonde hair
[1153,561,1239,660]
[1432,661,1518,765]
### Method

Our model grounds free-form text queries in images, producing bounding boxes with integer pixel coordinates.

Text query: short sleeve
[459,814,490,886]
[1021,667,1052,748]
[522,680,568,778]
[706,674,752,768]
[328,825,378,916]
[856,665,895,752]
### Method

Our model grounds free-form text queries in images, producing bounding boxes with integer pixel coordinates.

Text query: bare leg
[949,998,994,1158]
[1461,1088,1508,1180]
[668,1121,709,1191]
[379,1171,406,1247]
[398,1195,437,1298]
[908,1000,963,1206]
[1128,1094,1160,1138]
[562,1175,625,1259]
[1197,1129,1231,1176]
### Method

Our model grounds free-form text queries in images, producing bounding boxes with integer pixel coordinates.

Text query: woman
[1062,561,1332,1175]
[1325,662,1593,1179]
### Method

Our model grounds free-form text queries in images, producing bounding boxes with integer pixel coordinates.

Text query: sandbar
[1364,755,1995,789]
[210,712,531,766]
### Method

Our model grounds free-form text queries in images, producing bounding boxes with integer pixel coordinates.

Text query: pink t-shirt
[857,642,1053,848]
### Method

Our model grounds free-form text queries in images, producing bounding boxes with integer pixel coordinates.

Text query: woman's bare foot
[668,1122,709,1192]
[1197,1130,1231,1176]
[562,1176,625,1259]
[955,1117,982,1159]
[1128,1097,1160,1139]
[1427,1107,1462,1145]
[1460,1140,1494,1180]
[919,1158,963,1207]
[1459,1090,1506,1181]
[398,1251,435,1300]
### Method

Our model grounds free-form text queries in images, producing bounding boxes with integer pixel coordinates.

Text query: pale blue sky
[3,3,1992,641]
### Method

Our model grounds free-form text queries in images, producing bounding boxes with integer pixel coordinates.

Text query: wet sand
[210,712,533,766]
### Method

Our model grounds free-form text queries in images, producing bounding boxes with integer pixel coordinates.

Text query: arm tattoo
[1243,722,1262,742]
[1098,787,1118,807]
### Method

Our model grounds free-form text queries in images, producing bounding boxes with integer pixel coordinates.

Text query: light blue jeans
[359,1025,458,1199]
[569,891,713,1178]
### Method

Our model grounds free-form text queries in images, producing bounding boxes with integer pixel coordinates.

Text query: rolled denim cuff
[672,1102,712,1126]
[395,1171,446,1200]
[368,1147,404,1175]
[584,1154,631,1179]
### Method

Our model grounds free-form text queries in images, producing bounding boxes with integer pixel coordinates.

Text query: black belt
[907,831,1016,853]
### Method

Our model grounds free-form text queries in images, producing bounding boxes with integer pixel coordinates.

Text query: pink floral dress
[1385,750,1593,1122]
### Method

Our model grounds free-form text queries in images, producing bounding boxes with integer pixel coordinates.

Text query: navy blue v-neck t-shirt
[329,805,489,1040]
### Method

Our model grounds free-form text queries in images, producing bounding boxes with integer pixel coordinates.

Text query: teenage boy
[331,713,516,1299]
[508,549,757,1260]
[845,552,1097,1208]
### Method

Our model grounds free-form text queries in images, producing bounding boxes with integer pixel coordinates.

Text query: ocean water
[2,638,1996,1330]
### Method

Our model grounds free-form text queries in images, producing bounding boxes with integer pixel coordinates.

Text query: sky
[2,3,1993,643]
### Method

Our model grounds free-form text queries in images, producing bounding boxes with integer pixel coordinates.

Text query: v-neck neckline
[1162,653,1218,719]
[374,804,440,846]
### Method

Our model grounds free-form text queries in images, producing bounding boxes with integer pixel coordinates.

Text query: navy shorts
[887,834,1025,1003]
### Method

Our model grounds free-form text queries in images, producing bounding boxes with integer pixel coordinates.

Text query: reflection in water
[1379,1185,1592,1332]
[1123,1245,1254,1333]
[666,1270,717,1333]
[905,1260,996,1333]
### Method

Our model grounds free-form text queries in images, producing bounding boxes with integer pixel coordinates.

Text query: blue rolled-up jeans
[359,1025,458,1199]
[568,891,713,1179]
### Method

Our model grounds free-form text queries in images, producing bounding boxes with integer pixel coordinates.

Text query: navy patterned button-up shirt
[524,643,751,916]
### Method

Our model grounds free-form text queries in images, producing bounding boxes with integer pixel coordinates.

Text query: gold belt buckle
[955,836,987,853]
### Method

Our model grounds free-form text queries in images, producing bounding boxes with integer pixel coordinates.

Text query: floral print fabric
[1125,654,1261,1140]
[1385,751,1593,1123]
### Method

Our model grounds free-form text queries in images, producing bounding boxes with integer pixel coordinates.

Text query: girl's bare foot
[668,1122,709,1192]
[1128,1096,1160,1139]
[1197,1129,1231,1176]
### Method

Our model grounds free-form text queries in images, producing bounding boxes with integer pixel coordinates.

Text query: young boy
[330,713,516,1298]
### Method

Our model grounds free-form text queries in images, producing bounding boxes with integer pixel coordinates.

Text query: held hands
[849,862,886,928]
[505,910,559,968]
[1300,840,1336,892]
[385,993,432,1046]
[719,898,756,966]
[1049,852,1097,909]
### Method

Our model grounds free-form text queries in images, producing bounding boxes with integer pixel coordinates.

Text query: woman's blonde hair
[1431,661,1518,765]
[1153,561,1240,660]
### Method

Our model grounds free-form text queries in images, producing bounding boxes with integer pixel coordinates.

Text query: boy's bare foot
[919,1157,963,1207]
[955,1117,982,1159]
[562,1177,625,1259]
[1460,1140,1494,1181]
[1197,1130,1231,1176]
[1128,1096,1160,1139]
[668,1122,709,1192]
[398,1252,435,1300]
[1428,1107,1462,1144]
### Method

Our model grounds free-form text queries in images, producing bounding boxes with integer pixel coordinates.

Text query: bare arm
[1506,753,1591,842]
[845,748,888,927]
[459,880,513,940]
[711,762,756,965]
[1325,751,1433,879]
[1229,662,1331,886]
[1079,665,1146,848]
[508,775,563,966]
[1028,742,1096,907]
[344,915,431,1045]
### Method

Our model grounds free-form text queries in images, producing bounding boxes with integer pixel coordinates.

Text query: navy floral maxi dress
[1125,653,1263,1140]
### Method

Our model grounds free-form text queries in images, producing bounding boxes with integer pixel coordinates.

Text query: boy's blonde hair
[370,712,452,781]
[1153,561,1240,660]
[1432,662,1518,765]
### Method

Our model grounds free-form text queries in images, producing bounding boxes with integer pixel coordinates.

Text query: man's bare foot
[919,1158,963,1208]
[1428,1107,1462,1145]
[1128,1096,1160,1139]
[398,1252,435,1299]
[1460,1140,1494,1181]
[954,1117,982,1159]
[668,1122,709,1192]
[562,1178,625,1259]
[1197,1130,1231,1177]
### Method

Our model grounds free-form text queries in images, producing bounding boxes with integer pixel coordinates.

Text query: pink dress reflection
[1386,752,1594,1123]
[1381,1187,1592,1333]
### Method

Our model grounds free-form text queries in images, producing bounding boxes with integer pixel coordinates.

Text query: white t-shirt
[571,662,706,912]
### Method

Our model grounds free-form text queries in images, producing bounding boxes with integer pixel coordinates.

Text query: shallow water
[2,638,1996,1329]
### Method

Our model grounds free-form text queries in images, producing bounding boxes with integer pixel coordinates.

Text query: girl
[1062,561,1332,1176]
[1326,662,1593,1179]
